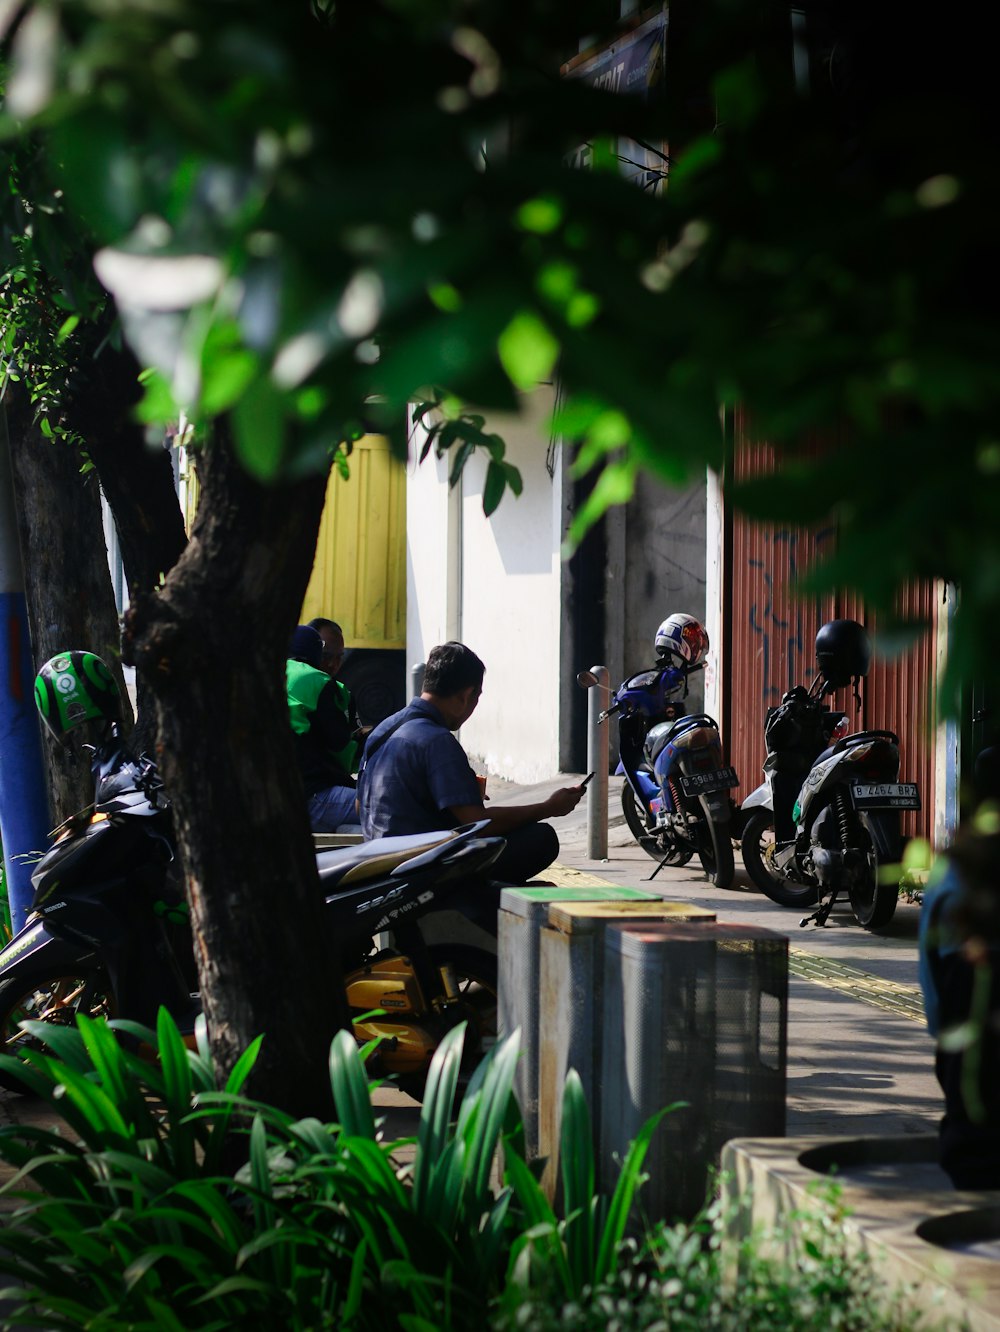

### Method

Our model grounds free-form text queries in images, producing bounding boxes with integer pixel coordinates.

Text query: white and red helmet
[654,613,709,667]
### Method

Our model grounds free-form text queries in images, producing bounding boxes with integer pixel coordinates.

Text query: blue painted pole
[0,407,51,936]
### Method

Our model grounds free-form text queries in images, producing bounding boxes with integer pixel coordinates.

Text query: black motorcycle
[739,620,920,930]
[0,726,505,1095]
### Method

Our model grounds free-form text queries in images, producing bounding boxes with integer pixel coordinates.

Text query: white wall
[406,386,565,783]
[406,428,462,672]
[703,466,725,724]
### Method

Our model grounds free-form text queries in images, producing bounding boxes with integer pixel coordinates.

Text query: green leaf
[55,314,80,345]
[171,1180,249,1248]
[498,311,559,391]
[560,1070,595,1291]
[232,375,289,480]
[15,1019,94,1074]
[224,1035,263,1094]
[595,1102,678,1284]
[462,1031,520,1205]
[248,1115,276,1231]
[134,367,180,425]
[329,1028,376,1139]
[200,347,259,416]
[483,460,507,515]
[157,1008,195,1158]
[515,196,563,234]
[412,1023,463,1214]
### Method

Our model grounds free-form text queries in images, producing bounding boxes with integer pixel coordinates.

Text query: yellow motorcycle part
[354,1018,438,1075]
[345,955,428,1013]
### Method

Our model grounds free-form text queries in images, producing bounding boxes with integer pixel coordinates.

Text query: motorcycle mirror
[577,670,599,689]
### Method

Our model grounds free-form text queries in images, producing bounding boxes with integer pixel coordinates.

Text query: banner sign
[563,10,667,191]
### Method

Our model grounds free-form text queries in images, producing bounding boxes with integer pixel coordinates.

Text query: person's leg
[308,784,361,832]
[489,822,559,885]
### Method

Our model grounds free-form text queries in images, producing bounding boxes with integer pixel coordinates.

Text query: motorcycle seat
[830,728,900,754]
[645,713,718,765]
[316,821,489,889]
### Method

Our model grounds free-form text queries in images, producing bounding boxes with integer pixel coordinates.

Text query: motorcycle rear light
[831,717,850,740]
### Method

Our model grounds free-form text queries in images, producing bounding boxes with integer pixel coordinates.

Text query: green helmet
[34,651,122,741]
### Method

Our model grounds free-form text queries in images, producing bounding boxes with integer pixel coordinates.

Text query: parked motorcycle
[739,620,920,930]
[583,614,738,888]
[0,652,505,1096]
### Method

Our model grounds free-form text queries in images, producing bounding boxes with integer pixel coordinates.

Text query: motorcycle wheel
[847,814,900,931]
[695,810,735,889]
[621,784,664,862]
[740,810,819,908]
[0,968,115,1092]
[397,945,498,1101]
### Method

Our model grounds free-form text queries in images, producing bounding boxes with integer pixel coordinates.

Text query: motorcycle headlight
[626,670,660,689]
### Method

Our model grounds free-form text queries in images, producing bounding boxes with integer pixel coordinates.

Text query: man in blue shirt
[357,641,584,884]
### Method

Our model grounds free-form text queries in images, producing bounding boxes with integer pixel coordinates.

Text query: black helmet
[34,651,122,742]
[815,620,871,689]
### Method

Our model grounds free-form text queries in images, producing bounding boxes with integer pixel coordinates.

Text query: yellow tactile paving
[545,861,623,888]
[787,950,926,1023]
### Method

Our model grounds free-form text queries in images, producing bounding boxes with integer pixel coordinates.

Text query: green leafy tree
[1,0,700,1109]
[3,0,996,1104]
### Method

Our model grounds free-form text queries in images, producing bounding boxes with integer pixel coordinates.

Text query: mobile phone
[581,771,596,787]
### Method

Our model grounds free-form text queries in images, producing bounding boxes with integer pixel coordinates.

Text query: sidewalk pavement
[0,774,942,1156]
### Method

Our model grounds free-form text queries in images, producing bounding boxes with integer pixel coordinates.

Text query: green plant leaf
[497,311,559,391]
[462,1031,520,1208]
[155,1008,196,1171]
[329,1028,376,1140]
[16,1018,95,1074]
[560,1069,595,1292]
[171,1180,249,1249]
[232,375,289,480]
[412,1023,463,1214]
[224,1034,263,1094]
[595,1102,678,1284]
[483,460,507,516]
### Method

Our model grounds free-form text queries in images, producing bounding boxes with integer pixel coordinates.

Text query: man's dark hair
[288,625,324,670]
[308,617,342,636]
[423,642,485,696]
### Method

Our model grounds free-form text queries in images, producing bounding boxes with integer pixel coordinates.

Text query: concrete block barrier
[721,1134,1000,1332]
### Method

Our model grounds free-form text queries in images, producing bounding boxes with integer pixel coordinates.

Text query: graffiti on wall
[747,527,835,703]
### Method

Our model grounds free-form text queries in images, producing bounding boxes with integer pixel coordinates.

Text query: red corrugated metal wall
[725,413,936,841]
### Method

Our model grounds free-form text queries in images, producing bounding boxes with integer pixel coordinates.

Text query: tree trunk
[68,334,189,755]
[124,418,347,1116]
[4,386,131,824]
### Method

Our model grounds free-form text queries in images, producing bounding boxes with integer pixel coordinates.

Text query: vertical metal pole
[0,409,51,936]
[411,660,426,698]
[587,664,610,860]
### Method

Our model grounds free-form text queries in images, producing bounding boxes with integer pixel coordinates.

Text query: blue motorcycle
[603,661,738,887]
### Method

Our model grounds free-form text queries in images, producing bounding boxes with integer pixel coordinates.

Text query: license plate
[679,766,739,796]
[850,782,921,810]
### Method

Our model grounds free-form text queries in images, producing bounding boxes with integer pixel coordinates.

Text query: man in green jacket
[287,625,360,831]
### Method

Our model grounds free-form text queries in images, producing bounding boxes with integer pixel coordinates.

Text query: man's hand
[450,779,587,835]
[544,785,586,818]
